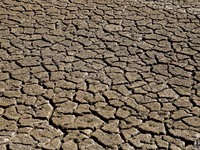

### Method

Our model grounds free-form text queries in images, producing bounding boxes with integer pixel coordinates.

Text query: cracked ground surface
[1,0,200,149]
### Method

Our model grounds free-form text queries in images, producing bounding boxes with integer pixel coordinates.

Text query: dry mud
[0,0,200,149]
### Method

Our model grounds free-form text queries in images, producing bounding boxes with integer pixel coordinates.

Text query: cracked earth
[0,0,200,149]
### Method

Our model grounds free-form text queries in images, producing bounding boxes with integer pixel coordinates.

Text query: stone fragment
[173,97,193,108]
[3,90,22,98]
[116,108,130,119]
[138,121,166,134]
[43,65,57,72]
[23,84,46,96]
[15,103,35,115]
[125,72,142,82]
[109,100,124,107]
[12,134,37,145]
[169,65,192,77]
[0,81,6,92]
[3,106,20,120]
[105,66,124,73]
[80,129,92,136]
[135,105,150,116]
[62,140,77,150]
[127,81,147,89]
[66,114,104,130]
[102,120,119,133]
[0,117,18,132]
[91,103,116,120]
[170,121,189,130]
[152,64,169,76]
[19,117,46,127]
[129,139,144,148]
[73,19,88,29]
[185,145,196,150]
[33,40,51,47]
[144,102,161,111]
[76,50,96,58]
[32,122,63,137]
[194,84,200,97]
[53,95,67,103]
[191,27,200,34]
[12,72,30,82]
[104,24,122,32]
[63,131,88,143]
[121,127,139,142]
[120,143,135,150]
[51,115,75,128]
[156,139,169,149]
[163,136,185,149]
[137,41,153,50]
[6,79,22,87]
[168,129,199,142]
[91,129,124,146]
[0,73,9,81]
[161,103,177,112]
[142,82,163,93]
[192,95,200,107]
[103,90,121,100]
[92,93,105,103]
[125,98,138,109]
[149,112,164,122]
[142,144,158,150]
[17,57,41,67]
[170,144,181,150]
[42,138,61,150]
[56,89,75,99]
[171,110,192,120]
[125,116,143,127]
[43,89,55,100]
[76,81,87,90]
[31,66,45,73]
[158,89,179,99]
[131,94,144,103]
[168,77,193,88]
[183,117,200,127]
[0,108,4,114]
[194,72,200,85]
[88,83,108,93]
[79,139,104,150]
[52,43,67,52]
[75,90,93,103]
[108,73,128,85]
[135,133,152,143]
[11,67,30,74]
[9,143,33,150]
[145,33,167,40]
[173,86,191,96]
[33,72,49,79]
[56,80,76,90]
[74,104,90,115]
[17,127,33,134]
[96,71,112,85]
[75,37,92,46]
[114,85,131,96]
[50,72,65,81]
[35,103,53,119]
[0,97,16,106]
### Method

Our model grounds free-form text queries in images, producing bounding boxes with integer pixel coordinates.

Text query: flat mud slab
[0,0,200,149]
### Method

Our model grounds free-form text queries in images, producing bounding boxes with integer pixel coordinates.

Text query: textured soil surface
[1,0,200,149]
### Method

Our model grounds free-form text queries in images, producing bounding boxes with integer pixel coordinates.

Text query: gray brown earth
[0,0,200,149]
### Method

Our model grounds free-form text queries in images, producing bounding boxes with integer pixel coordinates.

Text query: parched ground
[0,0,200,149]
